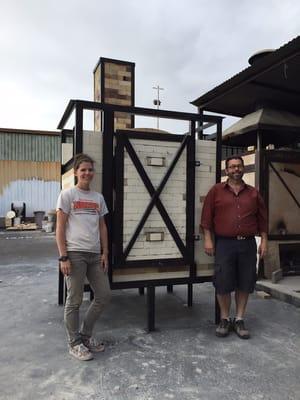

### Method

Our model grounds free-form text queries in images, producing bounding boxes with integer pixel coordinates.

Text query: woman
[56,153,111,361]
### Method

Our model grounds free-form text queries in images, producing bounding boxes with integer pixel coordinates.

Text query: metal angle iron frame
[113,129,193,271]
[57,100,223,297]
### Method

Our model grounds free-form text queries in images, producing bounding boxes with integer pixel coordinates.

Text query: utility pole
[152,85,164,130]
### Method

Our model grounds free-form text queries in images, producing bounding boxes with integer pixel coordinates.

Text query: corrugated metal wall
[0,132,60,161]
[0,131,61,219]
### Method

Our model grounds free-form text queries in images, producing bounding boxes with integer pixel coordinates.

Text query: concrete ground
[1,230,300,400]
[257,276,300,308]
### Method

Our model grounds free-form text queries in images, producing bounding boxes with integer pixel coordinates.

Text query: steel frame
[57,100,223,330]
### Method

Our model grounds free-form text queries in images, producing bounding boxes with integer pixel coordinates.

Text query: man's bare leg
[234,290,250,339]
[215,293,232,337]
[235,290,249,319]
[217,293,231,319]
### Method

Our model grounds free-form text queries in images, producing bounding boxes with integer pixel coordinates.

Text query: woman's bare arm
[56,209,71,275]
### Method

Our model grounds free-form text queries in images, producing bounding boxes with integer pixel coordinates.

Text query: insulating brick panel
[82,130,103,192]
[123,138,186,261]
[194,140,216,274]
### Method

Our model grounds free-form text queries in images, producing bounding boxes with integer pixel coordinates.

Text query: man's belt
[216,235,254,240]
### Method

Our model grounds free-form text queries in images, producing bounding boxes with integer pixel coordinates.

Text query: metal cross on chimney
[153,84,164,130]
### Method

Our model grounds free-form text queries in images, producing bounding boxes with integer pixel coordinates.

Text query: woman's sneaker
[69,343,93,361]
[82,336,105,353]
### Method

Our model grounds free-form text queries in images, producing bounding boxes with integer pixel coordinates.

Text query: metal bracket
[195,161,201,167]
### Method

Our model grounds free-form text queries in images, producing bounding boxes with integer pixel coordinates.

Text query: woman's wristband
[59,255,69,262]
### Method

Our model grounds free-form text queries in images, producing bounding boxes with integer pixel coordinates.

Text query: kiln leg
[58,267,64,305]
[215,291,220,324]
[147,286,155,332]
[139,287,145,295]
[167,285,173,293]
[187,283,193,307]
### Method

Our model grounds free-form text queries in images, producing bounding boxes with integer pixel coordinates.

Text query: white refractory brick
[197,139,216,148]
[131,241,145,250]
[121,135,216,265]
[195,176,213,185]
[124,186,147,194]
[124,200,149,208]
[124,158,133,166]
[195,140,216,271]
[128,248,150,257]
[160,249,181,256]
[123,220,140,229]
[195,175,214,184]
[126,192,150,200]
[196,171,215,179]
[164,180,186,188]
[196,149,215,157]
[160,199,181,208]
[146,219,165,226]
[126,177,143,186]
[83,133,102,145]
[123,228,137,236]
[198,188,213,197]
[196,152,216,160]
[196,178,213,188]
[198,165,211,173]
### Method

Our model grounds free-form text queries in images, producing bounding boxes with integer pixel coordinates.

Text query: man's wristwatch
[59,255,69,262]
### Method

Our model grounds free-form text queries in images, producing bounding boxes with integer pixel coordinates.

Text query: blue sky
[0,0,299,132]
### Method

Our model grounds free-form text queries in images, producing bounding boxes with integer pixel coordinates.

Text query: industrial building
[0,127,61,227]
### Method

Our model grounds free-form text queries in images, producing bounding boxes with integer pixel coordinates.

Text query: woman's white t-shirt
[56,187,108,254]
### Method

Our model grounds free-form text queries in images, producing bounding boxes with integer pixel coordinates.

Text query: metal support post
[215,291,220,324]
[58,267,64,305]
[139,287,145,295]
[147,286,156,332]
[167,285,173,293]
[187,283,193,307]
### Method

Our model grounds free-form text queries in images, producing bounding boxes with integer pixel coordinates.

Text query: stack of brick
[94,58,135,131]
[113,137,216,283]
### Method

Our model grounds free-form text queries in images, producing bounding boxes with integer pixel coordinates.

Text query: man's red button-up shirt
[200,181,268,237]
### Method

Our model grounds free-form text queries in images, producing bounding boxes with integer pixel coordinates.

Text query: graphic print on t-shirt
[72,199,100,215]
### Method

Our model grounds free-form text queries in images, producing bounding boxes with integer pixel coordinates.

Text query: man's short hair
[225,155,244,169]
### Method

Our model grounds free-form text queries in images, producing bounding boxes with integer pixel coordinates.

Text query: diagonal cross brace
[270,162,300,209]
[122,134,190,261]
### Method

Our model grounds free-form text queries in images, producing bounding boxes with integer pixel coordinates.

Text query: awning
[222,108,300,147]
[191,36,300,118]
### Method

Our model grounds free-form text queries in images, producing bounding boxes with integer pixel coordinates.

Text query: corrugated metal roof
[191,36,300,117]
[0,132,60,161]
[0,127,60,136]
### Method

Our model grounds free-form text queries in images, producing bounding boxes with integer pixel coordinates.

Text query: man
[201,156,267,339]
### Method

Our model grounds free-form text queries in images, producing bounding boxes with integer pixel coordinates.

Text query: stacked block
[113,137,216,282]
[123,138,186,261]
[195,140,216,276]
[94,58,135,131]
[82,130,103,193]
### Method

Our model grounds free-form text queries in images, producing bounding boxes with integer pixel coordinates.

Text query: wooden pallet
[6,223,38,231]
